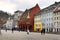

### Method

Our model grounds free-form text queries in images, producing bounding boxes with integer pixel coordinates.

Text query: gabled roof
[14,10,23,13]
[53,4,60,13]
[20,9,29,18]
[28,4,40,12]
[35,2,60,16]
[21,4,40,18]
[41,2,60,11]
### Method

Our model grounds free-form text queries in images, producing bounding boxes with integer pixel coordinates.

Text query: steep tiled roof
[35,2,60,16]
[21,4,40,18]
[20,9,29,18]
[28,4,40,12]
[41,2,60,11]
[14,10,23,13]
[53,4,60,13]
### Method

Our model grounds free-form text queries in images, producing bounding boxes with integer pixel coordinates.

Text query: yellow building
[34,13,42,32]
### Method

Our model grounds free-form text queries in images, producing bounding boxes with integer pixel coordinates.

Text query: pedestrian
[12,28,14,33]
[5,27,7,32]
[41,28,45,35]
[43,28,45,34]
[27,29,29,35]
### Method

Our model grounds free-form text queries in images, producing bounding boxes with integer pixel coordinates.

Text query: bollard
[0,28,1,35]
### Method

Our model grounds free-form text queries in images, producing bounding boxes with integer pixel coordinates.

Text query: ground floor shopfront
[18,25,60,32]
[45,28,60,33]
[18,18,34,32]
[18,19,60,32]
[18,24,33,32]
[53,28,60,32]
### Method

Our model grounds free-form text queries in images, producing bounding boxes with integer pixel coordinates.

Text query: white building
[13,10,23,28]
[14,10,23,20]
[41,10,54,32]
[34,2,60,32]
[5,17,13,30]
[53,4,60,32]
[34,10,54,32]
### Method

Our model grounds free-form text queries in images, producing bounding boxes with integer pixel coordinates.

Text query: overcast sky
[0,0,60,15]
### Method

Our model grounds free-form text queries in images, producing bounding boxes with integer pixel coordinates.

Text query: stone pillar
[58,28,60,32]
[47,28,48,32]
[58,28,59,32]
[45,28,47,32]
[59,28,60,32]
[56,28,57,32]
[48,28,49,32]
[53,28,55,32]
[57,28,58,32]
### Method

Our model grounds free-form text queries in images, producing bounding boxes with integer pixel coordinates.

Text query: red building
[18,4,40,31]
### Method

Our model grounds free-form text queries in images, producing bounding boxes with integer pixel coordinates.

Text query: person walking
[5,27,7,32]
[43,28,45,34]
[41,28,45,35]
[12,28,14,33]
[27,29,29,35]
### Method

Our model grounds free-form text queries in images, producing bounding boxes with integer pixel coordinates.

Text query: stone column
[48,28,49,32]
[53,28,55,32]
[56,28,57,32]
[45,28,47,32]
[58,28,60,32]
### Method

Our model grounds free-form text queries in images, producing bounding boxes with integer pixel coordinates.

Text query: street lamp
[0,27,1,34]
[26,11,30,34]
[27,11,30,28]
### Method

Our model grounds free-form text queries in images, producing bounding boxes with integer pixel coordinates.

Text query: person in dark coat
[6,28,7,32]
[41,28,45,34]
[12,27,14,33]
[5,27,7,32]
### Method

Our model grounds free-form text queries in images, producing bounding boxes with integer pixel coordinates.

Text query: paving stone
[0,30,60,40]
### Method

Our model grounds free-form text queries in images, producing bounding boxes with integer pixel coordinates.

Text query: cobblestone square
[0,30,60,40]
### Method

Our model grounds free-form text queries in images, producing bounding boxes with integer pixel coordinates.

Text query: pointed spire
[35,4,39,7]
[35,3,40,10]
[36,3,39,6]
